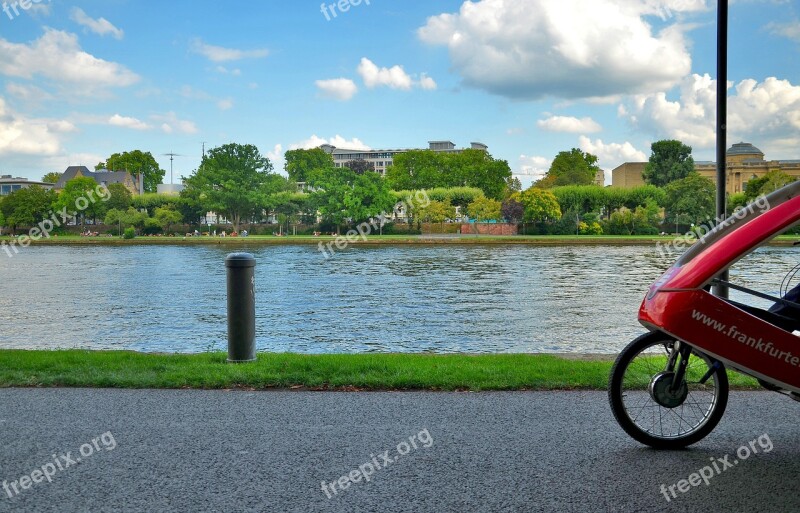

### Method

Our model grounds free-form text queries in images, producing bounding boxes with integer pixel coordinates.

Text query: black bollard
[225,252,256,362]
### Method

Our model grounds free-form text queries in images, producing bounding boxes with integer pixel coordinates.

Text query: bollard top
[225,252,256,268]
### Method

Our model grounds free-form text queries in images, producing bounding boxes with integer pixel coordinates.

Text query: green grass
[0,351,761,391]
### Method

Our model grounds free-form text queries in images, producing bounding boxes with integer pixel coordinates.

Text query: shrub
[123,227,136,239]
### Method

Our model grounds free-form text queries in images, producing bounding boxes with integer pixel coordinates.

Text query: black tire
[608,331,729,449]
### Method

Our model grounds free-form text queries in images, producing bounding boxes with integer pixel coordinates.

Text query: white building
[320,141,489,176]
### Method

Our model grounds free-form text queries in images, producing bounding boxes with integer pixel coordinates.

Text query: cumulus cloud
[537,115,602,133]
[417,0,694,100]
[579,136,647,174]
[152,112,197,134]
[0,97,63,156]
[191,39,269,62]
[315,78,358,101]
[767,21,800,43]
[0,29,139,92]
[358,58,414,90]
[621,74,800,153]
[517,154,551,178]
[108,114,150,130]
[70,8,124,39]
[289,135,371,151]
[357,58,437,90]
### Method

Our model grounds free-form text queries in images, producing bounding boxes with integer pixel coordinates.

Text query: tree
[104,207,149,234]
[0,186,56,234]
[643,140,695,187]
[538,149,600,188]
[414,200,456,232]
[467,197,502,221]
[307,166,395,229]
[386,150,511,199]
[664,172,715,225]
[344,159,375,175]
[756,169,793,197]
[284,148,334,183]
[105,183,133,212]
[519,188,561,223]
[183,143,278,233]
[42,172,61,184]
[97,150,166,193]
[56,177,105,227]
[501,196,524,223]
[154,206,183,233]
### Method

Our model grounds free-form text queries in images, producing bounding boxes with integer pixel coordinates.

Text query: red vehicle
[609,181,800,449]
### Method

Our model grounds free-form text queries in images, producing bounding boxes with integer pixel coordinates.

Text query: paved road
[0,390,797,512]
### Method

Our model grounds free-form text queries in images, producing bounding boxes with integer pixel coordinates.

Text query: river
[0,243,795,353]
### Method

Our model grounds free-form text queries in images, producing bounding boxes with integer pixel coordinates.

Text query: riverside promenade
[0,389,797,512]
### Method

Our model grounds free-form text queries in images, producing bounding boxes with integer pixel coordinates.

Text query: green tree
[97,150,166,193]
[105,183,133,212]
[184,143,278,233]
[519,188,562,222]
[0,186,57,234]
[42,172,62,184]
[538,149,600,188]
[643,140,695,187]
[664,172,715,225]
[467,197,502,221]
[284,148,335,183]
[307,166,395,228]
[56,177,105,227]
[105,207,149,234]
[154,206,183,233]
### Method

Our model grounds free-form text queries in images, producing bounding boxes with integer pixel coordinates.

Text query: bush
[123,227,136,239]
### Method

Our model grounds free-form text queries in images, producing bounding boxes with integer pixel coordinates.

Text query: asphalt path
[0,390,797,513]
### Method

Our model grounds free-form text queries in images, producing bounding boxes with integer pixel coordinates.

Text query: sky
[0,0,799,187]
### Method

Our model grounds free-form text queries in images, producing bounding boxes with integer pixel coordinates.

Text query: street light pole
[714,0,729,298]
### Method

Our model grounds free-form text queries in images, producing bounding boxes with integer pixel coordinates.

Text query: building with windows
[320,140,489,175]
[54,166,144,195]
[611,142,800,194]
[0,176,55,196]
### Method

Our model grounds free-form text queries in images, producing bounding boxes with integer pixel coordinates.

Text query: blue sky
[0,0,799,187]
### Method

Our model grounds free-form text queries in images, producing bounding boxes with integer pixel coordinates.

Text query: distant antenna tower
[162,152,184,184]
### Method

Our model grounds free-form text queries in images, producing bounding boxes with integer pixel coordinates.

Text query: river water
[0,243,795,353]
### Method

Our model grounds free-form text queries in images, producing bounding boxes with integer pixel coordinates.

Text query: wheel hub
[649,372,689,408]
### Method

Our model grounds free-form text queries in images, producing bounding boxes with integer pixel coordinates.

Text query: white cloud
[358,58,414,90]
[767,21,800,43]
[70,8,124,39]
[266,144,283,163]
[621,74,800,153]
[191,39,269,62]
[418,0,694,100]
[215,65,242,76]
[0,29,138,92]
[419,73,438,90]
[152,112,197,134]
[5,82,53,103]
[517,155,551,178]
[579,136,647,173]
[217,98,234,111]
[537,115,602,133]
[0,97,63,156]
[315,78,358,101]
[289,135,371,151]
[108,114,150,131]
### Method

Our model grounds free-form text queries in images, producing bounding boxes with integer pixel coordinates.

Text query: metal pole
[714,0,729,298]
[225,253,257,362]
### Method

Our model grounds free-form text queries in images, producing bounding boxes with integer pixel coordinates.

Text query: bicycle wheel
[608,331,728,449]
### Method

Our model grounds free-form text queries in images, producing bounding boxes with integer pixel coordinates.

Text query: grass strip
[0,351,761,391]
